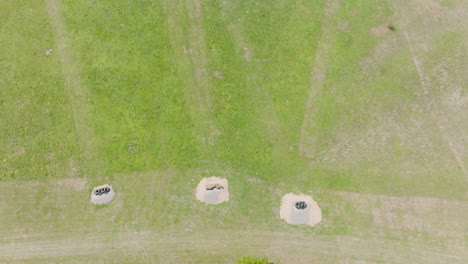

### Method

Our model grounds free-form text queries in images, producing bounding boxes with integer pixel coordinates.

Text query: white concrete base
[195,177,229,205]
[90,184,115,205]
[280,193,322,226]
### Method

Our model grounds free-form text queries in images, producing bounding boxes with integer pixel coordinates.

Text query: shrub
[237,256,272,264]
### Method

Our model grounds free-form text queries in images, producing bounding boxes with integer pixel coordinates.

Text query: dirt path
[299,0,341,157]
[1,228,465,263]
[45,0,102,177]
[388,0,467,177]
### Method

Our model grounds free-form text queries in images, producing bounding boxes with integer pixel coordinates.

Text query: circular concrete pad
[90,184,115,205]
[280,193,322,226]
[195,177,229,205]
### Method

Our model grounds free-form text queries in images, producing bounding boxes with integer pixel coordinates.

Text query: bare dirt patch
[12,147,25,156]
[45,48,53,56]
[371,23,390,36]
[359,33,400,74]
[280,193,322,226]
[430,1,445,16]
[243,47,252,61]
[247,177,262,184]
[338,20,350,32]
[195,177,229,205]
[213,70,224,79]
[182,45,192,55]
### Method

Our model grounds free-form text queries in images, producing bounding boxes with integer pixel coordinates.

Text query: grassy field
[1,0,467,263]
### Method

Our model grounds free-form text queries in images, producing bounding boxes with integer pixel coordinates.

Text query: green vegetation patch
[0,0,80,180]
[63,0,200,175]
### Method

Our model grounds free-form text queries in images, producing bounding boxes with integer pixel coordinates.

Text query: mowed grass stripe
[61,0,199,173]
[0,0,80,180]
[199,1,280,178]
[219,0,282,144]
[45,0,102,178]
[210,0,327,180]
[299,0,341,157]
[197,1,327,179]
[235,0,325,148]
[162,0,217,163]
[218,0,303,172]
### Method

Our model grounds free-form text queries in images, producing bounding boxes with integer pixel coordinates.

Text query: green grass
[0,0,81,180]
[63,0,201,175]
[201,0,325,181]
[301,1,466,198]
[237,256,272,264]
[1,0,467,263]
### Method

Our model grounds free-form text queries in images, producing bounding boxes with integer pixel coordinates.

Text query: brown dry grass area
[334,191,468,238]
[2,228,467,263]
[1,177,466,263]
[389,0,468,176]
[308,0,467,183]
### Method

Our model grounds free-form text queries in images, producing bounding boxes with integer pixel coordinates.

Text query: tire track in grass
[45,0,103,178]
[162,0,217,158]
[298,0,341,157]
[389,0,467,177]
